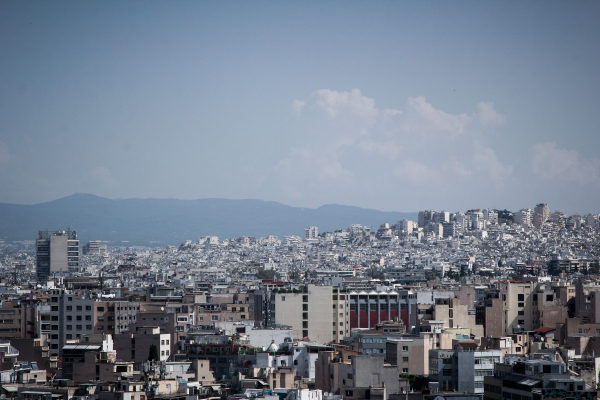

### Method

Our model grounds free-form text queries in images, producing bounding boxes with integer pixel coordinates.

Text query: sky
[1,1,599,215]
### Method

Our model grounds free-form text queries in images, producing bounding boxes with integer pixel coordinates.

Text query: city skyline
[1,1,599,214]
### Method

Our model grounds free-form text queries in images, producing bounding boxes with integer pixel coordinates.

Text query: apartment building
[499,281,537,335]
[386,331,453,375]
[273,284,349,343]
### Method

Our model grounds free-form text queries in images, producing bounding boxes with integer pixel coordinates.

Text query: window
[86,305,92,311]
[303,321,308,328]
[76,306,82,311]
[403,357,409,362]
[51,306,58,312]
[303,312,308,320]
[86,315,91,321]
[211,315,218,321]
[66,325,72,330]
[303,295,308,302]
[51,334,58,339]
[97,307,104,312]
[86,325,92,330]
[303,304,308,311]
[518,320,525,325]
[51,316,58,321]
[66,306,72,311]
[402,346,409,351]
[518,311,524,315]
[281,296,285,301]
[339,331,343,334]
[68,297,73,301]
[98,326,104,330]
[66,334,72,339]
[52,297,58,303]
[518,303,524,307]
[518,294,524,301]
[546,294,553,302]
[402,368,408,373]
[345,391,353,397]
[51,325,58,330]
[51,344,58,349]
[76,316,82,321]
[76,325,82,330]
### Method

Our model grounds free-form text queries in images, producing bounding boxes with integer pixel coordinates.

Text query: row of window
[66,325,93,330]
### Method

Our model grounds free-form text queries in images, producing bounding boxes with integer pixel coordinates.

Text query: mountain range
[0,193,417,247]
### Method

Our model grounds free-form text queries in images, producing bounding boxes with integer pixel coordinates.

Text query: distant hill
[0,193,417,247]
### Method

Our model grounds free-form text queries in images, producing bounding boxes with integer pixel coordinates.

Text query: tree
[399,373,416,389]
[589,261,600,275]
[255,268,278,280]
[148,344,159,361]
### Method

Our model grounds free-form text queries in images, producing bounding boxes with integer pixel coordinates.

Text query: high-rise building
[534,203,551,223]
[304,226,318,240]
[397,219,415,234]
[273,284,348,343]
[514,209,533,227]
[36,230,79,281]
[418,211,435,228]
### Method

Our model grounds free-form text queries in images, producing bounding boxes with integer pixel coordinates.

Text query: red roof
[534,327,555,333]
[458,342,478,347]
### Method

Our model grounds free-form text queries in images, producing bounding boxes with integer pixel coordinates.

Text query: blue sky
[1,1,599,214]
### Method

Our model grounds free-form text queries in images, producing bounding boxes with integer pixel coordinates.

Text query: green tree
[148,344,159,361]
[399,373,416,389]
[255,268,278,280]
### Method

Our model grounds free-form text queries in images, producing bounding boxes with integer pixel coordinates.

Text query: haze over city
[1,1,599,214]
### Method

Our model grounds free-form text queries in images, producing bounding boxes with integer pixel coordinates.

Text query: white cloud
[313,89,401,120]
[292,99,305,115]
[475,101,506,127]
[0,142,12,164]
[404,96,472,136]
[273,89,512,209]
[531,142,600,185]
[473,141,513,186]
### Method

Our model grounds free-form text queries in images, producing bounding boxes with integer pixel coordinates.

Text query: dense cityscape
[0,203,598,400]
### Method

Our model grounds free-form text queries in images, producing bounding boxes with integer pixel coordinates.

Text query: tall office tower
[36,230,79,281]
[304,226,318,240]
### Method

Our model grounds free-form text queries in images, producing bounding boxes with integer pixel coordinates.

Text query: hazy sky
[1,1,599,214]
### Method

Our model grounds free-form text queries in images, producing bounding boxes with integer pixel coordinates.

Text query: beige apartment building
[385,331,453,375]
[273,284,349,343]
[499,281,536,335]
